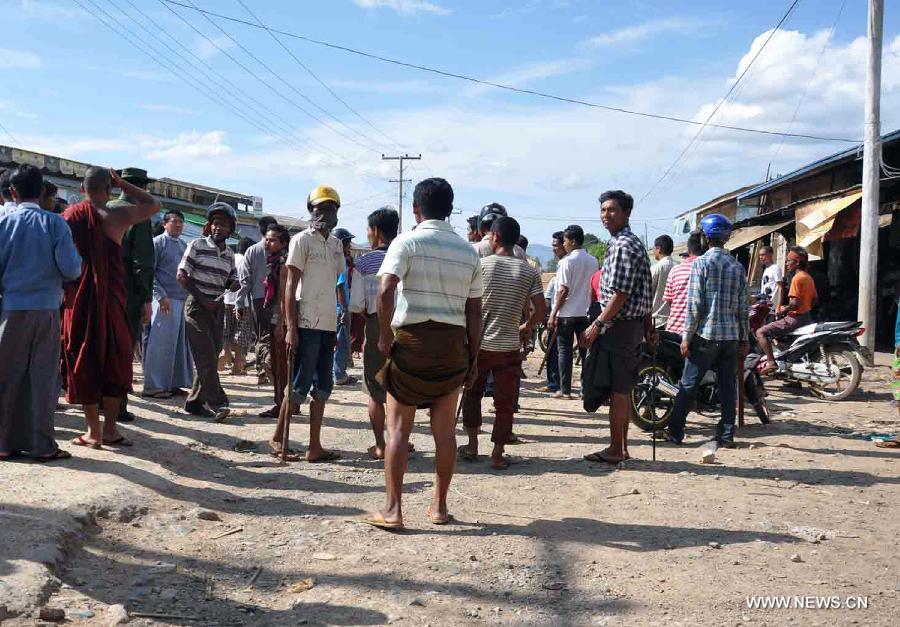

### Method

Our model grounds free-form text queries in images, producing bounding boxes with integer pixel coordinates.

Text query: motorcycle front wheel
[630,365,675,432]
[809,349,862,401]
[537,324,549,354]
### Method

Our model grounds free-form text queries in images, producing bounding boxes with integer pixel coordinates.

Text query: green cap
[117,167,152,187]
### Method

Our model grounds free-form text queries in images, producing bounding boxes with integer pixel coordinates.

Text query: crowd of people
[1,162,830,528]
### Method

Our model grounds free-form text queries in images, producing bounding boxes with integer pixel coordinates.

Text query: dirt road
[1,353,898,626]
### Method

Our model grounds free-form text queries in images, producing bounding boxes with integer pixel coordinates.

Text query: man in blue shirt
[332,228,356,386]
[0,164,82,461]
[663,214,749,448]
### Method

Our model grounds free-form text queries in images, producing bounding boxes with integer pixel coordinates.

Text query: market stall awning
[795,190,862,257]
[725,219,793,251]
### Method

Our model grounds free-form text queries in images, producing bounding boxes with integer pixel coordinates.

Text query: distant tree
[587,240,607,266]
[584,232,600,247]
[546,257,559,273]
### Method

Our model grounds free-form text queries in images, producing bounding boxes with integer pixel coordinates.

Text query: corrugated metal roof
[737,128,900,204]
[673,183,761,219]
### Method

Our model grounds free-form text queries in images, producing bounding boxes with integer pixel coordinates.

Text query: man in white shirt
[759,245,783,304]
[0,169,16,218]
[548,225,599,399]
[538,231,566,393]
[279,185,346,463]
[651,235,677,328]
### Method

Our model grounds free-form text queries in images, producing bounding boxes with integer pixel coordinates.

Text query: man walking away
[235,215,278,384]
[63,167,160,449]
[177,203,238,422]
[461,217,545,469]
[221,237,255,375]
[663,214,748,447]
[548,225,599,399]
[663,230,704,337]
[0,165,82,461]
[108,168,155,423]
[332,227,356,386]
[539,231,566,393]
[365,178,482,529]
[349,207,401,459]
[651,235,677,328]
[756,246,817,375]
[142,210,193,399]
[277,185,346,462]
[581,190,653,464]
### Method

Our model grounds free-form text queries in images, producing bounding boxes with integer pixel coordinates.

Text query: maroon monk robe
[61,200,133,405]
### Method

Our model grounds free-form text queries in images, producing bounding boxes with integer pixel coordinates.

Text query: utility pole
[382,153,421,232]
[857,0,882,361]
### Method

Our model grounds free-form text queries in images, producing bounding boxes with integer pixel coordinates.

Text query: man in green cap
[108,167,156,423]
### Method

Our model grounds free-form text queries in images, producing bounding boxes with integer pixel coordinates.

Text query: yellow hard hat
[307,185,340,209]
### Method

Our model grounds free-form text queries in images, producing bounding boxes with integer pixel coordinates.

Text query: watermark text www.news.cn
[746,596,869,610]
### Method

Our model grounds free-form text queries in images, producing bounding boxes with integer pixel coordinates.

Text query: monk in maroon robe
[62,167,160,448]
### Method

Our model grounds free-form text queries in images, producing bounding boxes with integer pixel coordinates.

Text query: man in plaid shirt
[663,213,748,447]
[580,190,652,464]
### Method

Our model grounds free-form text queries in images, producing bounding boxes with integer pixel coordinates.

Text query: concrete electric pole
[382,153,421,232]
[857,0,882,360]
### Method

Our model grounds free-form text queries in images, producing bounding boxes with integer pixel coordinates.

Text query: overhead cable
[160,0,860,144]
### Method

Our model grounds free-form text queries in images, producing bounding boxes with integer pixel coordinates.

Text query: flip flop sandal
[457,445,477,462]
[875,439,900,449]
[583,451,628,464]
[141,390,172,399]
[103,436,134,447]
[426,507,454,525]
[361,513,404,530]
[258,407,278,418]
[307,450,341,463]
[71,436,101,450]
[34,448,72,463]
[270,448,304,461]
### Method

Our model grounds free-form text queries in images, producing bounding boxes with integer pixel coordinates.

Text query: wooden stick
[537,328,558,376]
[280,348,296,464]
[244,566,262,590]
[130,612,199,620]
[211,527,243,540]
[737,352,746,428]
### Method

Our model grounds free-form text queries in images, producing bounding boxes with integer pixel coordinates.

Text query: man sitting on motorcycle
[662,214,748,448]
[756,246,817,376]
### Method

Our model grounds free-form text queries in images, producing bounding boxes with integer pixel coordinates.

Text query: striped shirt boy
[378,219,483,329]
[177,235,236,298]
[663,256,696,335]
[480,255,543,352]
[350,248,387,315]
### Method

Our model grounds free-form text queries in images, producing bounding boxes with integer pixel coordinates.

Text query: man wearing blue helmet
[663,213,749,448]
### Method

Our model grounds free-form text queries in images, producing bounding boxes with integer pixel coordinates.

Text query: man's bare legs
[586,392,631,463]
[756,329,777,373]
[428,391,459,522]
[305,398,327,461]
[80,397,124,445]
[368,398,387,459]
[378,394,417,526]
[81,404,103,445]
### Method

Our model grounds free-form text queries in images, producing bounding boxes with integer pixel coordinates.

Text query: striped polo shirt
[378,219,483,330]
[480,255,543,352]
[350,247,387,315]
[177,235,236,299]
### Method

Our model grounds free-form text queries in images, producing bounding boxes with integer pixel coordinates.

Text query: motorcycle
[758,318,866,401]
[630,330,770,432]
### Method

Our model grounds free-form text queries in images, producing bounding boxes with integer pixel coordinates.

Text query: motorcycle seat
[785,321,860,336]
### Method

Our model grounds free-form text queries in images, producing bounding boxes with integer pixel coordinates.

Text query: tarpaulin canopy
[795,190,862,257]
[725,219,793,251]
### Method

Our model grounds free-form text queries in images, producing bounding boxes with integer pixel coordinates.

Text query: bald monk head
[82,166,112,206]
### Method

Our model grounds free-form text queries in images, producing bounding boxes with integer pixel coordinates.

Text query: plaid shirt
[598,225,652,320]
[683,247,748,342]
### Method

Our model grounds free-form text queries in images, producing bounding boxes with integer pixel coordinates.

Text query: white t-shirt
[556,248,599,318]
[223,253,246,306]
[287,228,346,331]
[761,263,783,299]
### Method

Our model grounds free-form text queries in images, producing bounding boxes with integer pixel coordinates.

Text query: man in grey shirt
[651,235,677,328]
[236,216,279,384]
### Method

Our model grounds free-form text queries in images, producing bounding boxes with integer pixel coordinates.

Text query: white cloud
[0,47,43,69]
[0,101,37,119]
[353,0,451,16]
[465,58,593,96]
[145,131,231,160]
[193,35,236,61]
[584,17,707,48]
[19,0,82,21]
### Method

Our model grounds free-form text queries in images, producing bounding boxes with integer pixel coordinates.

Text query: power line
[771,0,848,170]
[160,0,860,144]
[234,0,406,152]
[162,0,382,155]
[638,0,803,206]
[0,121,19,146]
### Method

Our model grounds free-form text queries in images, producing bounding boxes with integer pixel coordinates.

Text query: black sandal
[34,448,72,463]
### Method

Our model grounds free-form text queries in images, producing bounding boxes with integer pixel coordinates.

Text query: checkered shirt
[598,226,652,320]
[683,247,749,342]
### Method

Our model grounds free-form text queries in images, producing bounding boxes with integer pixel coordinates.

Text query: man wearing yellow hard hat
[270,185,345,462]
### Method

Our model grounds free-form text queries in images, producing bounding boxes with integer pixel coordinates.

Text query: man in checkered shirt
[580,190,653,464]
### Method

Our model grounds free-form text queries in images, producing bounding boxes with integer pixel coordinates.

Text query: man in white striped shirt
[177,203,237,422]
[349,207,400,460]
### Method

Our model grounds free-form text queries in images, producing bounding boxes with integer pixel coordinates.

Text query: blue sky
[3,0,900,246]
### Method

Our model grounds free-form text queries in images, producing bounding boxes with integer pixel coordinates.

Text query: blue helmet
[699,213,733,242]
[206,202,237,232]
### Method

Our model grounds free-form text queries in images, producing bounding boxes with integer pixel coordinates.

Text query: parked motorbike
[757,319,866,401]
[630,330,770,432]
